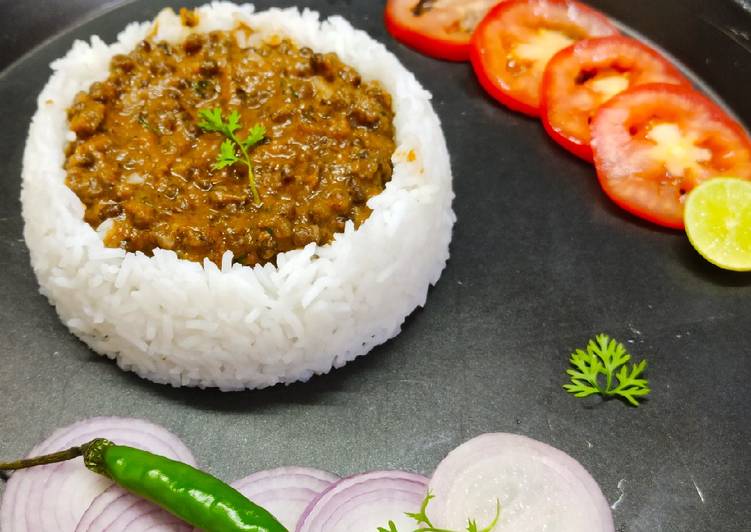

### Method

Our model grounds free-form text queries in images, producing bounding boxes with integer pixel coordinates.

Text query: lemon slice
[684,177,751,271]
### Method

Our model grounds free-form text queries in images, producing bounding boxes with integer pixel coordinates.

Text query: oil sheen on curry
[64,26,395,266]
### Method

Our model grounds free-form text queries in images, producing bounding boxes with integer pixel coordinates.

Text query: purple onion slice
[0,417,194,532]
[296,470,428,532]
[74,485,192,532]
[228,466,339,530]
[427,433,615,532]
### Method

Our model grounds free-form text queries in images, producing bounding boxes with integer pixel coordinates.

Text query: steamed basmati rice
[21,2,454,390]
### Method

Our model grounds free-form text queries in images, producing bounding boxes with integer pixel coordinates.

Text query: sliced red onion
[75,485,191,532]
[296,470,428,532]
[427,433,615,532]
[227,467,339,530]
[109,501,190,531]
[79,466,340,531]
[0,417,195,532]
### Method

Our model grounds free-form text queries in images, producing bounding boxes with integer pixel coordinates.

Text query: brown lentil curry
[64,26,395,266]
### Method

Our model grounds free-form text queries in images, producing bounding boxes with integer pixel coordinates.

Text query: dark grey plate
[1,1,750,531]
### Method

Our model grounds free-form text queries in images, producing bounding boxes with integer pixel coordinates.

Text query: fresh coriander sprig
[563,334,651,407]
[197,107,265,204]
[378,492,500,532]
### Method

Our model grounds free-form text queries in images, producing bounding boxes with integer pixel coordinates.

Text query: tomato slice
[541,36,691,161]
[470,0,618,116]
[385,0,504,61]
[591,83,751,229]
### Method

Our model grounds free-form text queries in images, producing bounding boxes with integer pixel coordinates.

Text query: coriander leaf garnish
[563,334,651,407]
[242,124,267,150]
[215,139,240,170]
[378,492,500,532]
[197,107,265,204]
[404,492,438,530]
[137,113,158,134]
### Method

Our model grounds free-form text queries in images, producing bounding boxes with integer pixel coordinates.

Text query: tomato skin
[470,0,618,117]
[470,37,539,116]
[591,83,751,229]
[385,0,503,62]
[385,1,470,61]
[541,98,593,159]
[540,36,691,162]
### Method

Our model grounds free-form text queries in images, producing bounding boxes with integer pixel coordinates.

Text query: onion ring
[296,470,428,532]
[0,417,194,532]
[427,433,614,531]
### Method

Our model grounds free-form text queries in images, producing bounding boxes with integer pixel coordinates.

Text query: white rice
[21,2,454,390]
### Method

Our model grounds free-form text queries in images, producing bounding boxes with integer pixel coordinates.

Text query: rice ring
[21,2,454,390]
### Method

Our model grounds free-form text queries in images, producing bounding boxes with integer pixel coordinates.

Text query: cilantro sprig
[563,334,651,407]
[378,492,500,532]
[197,107,265,204]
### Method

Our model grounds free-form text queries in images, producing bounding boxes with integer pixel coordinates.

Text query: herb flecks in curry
[64,30,395,266]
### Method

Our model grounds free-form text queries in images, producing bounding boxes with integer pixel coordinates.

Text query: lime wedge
[684,177,751,271]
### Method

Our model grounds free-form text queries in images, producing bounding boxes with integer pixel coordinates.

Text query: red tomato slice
[470,0,618,116]
[591,83,751,229]
[385,0,504,61]
[541,36,691,161]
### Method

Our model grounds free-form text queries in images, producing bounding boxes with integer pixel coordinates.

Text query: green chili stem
[0,445,84,470]
[0,439,110,473]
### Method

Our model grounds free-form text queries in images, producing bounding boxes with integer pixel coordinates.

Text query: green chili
[0,439,288,532]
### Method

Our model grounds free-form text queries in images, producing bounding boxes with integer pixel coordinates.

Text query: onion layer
[0,417,195,532]
[75,485,192,532]
[2,421,615,532]
[229,467,339,530]
[296,470,428,532]
[427,433,615,532]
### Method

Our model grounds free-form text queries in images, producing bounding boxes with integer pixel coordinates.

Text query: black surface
[0,1,750,531]
[0,0,125,71]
